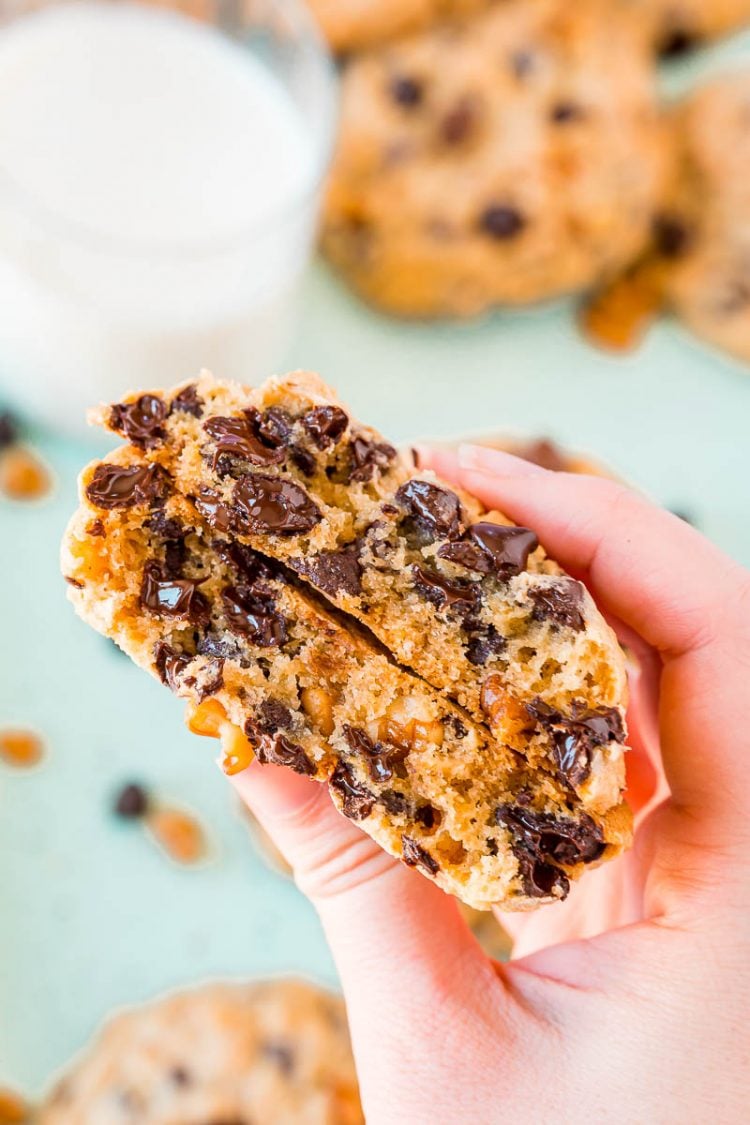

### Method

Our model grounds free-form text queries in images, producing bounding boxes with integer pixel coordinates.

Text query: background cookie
[322,0,670,317]
[644,0,750,57]
[38,979,362,1124]
[306,0,489,53]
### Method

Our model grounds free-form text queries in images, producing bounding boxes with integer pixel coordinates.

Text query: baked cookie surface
[307,0,488,52]
[322,0,669,317]
[38,979,362,1124]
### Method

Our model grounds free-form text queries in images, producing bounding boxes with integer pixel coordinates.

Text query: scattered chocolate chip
[439,96,476,144]
[86,462,169,509]
[252,406,294,448]
[113,782,149,819]
[329,761,375,819]
[197,633,244,663]
[443,714,468,739]
[109,394,168,448]
[144,509,186,542]
[65,575,84,589]
[170,384,204,418]
[496,804,605,874]
[222,584,288,647]
[415,804,442,831]
[478,204,526,240]
[528,579,585,631]
[257,698,293,734]
[263,1041,295,1075]
[464,622,506,666]
[412,564,482,612]
[395,479,462,539]
[527,699,625,787]
[550,101,584,124]
[302,405,349,449]
[658,27,697,58]
[348,435,397,484]
[169,1066,192,1087]
[193,487,234,532]
[141,562,209,623]
[190,658,225,701]
[215,539,278,587]
[439,522,538,578]
[652,213,691,259]
[204,415,286,469]
[87,518,106,537]
[253,731,315,775]
[515,851,570,898]
[401,835,439,875]
[0,410,19,449]
[390,74,423,108]
[344,724,408,783]
[380,789,408,815]
[233,474,321,535]
[297,545,362,597]
[289,443,316,476]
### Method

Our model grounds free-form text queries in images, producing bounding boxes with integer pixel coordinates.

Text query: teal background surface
[2,34,750,1102]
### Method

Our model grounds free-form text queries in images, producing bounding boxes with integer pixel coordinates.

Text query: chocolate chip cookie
[38,979,362,1124]
[322,0,669,317]
[646,0,750,57]
[307,0,489,53]
[62,371,631,909]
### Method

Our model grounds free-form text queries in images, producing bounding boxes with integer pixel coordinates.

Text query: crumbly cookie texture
[63,371,631,909]
[652,72,750,365]
[321,0,669,317]
[307,0,488,52]
[38,979,362,1124]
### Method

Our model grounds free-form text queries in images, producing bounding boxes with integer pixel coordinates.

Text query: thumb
[231,762,506,1115]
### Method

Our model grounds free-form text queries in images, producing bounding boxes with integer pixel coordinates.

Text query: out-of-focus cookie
[38,979,362,1124]
[306,0,488,53]
[656,72,750,365]
[644,0,750,57]
[322,0,670,318]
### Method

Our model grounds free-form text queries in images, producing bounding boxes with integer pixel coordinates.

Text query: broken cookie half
[62,371,632,911]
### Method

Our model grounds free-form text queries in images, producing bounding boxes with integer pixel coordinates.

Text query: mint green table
[3,36,750,1100]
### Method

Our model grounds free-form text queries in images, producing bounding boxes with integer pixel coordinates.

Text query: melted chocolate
[140,562,208,622]
[233,474,321,535]
[439,522,538,577]
[109,394,167,448]
[86,463,169,510]
[203,415,285,469]
[395,480,462,540]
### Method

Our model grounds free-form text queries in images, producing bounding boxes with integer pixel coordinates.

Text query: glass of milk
[0,0,337,436]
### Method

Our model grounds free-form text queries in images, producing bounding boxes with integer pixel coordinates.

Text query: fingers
[417,445,750,836]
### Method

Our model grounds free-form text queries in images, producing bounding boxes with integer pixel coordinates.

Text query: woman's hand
[231,447,750,1123]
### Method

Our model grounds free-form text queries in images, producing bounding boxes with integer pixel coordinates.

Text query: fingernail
[457,444,545,476]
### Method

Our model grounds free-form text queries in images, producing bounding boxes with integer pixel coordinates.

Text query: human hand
[232,447,750,1123]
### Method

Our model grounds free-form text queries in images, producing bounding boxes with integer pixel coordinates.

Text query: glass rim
[0,0,339,261]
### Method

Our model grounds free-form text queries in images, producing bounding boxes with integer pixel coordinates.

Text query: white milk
[0,1,332,435]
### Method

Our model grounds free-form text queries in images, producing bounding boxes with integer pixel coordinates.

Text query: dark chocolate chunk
[86,462,169,510]
[144,509,186,543]
[0,410,19,449]
[302,405,349,449]
[289,443,316,477]
[478,204,526,240]
[154,642,191,691]
[439,521,538,578]
[193,487,234,532]
[257,698,293,734]
[415,804,442,831]
[140,562,209,623]
[252,406,294,448]
[65,575,84,589]
[263,1041,295,1075]
[222,584,288,647]
[652,213,691,259]
[496,804,605,869]
[464,622,506,666]
[113,782,149,819]
[401,835,439,875]
[215,539,278,587]
[329,762,375,819]
[440,97,476,144]
[203,415,286,469]
[298,545,362,597]
[550,101,584,124]
[390,75,423,108]
[443,714,468,739]
[412,564,481,612]
[197,632,245,663]
[254,731,315,775]
[87,518,106,537]
[233,474,321,535]
[348,435,397,484]
[170,383,204,417]
[658,27,697,58]
[109,394,168,448]
[380,789,408,815]
[527,699,625,787]
[343,724,408,783]
[528,578,585,631]
[169,1066,192,1087]
[515,851,570,899]
[395,479,462,540]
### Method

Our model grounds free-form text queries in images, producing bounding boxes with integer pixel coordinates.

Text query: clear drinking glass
[0,0,337,436]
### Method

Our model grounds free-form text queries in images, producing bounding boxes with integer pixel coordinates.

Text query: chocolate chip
[658,27,697,58]
[515,851,570,899]
[550,101,584,124]
[528,579,585,631]
[169,1066,192,1086]
[154,642,191,691]
[197,633,244,663]
[257,698,293,734]
[343,724,408,783]
[252,406,294,448]
[415,804,441,831]
[233,474,321,534]
[193,487,234,532]
[253,731,315,775]
[222,584,288,647]
[87,518,106,537]
[0,410,19,449]
[464,622,506,666]
[113,782,149,819]
[390,75,423,108]
[302,405,349,449]
[170,384,204,418]
[109,394,168,448]
[289,443,316,477]
[496,804,605,869]
[401,835,439,875]
[527,699,625,787]
[86,462,170,509]
[439,97,476,144]
[478,204,525,240]
[263,1041,295,1075]
[348,436,397,484]
[65,575,84,588]
[329,762,375,819]
[439,522,538,578]
[204,415,286,469]
[652,213,691,259]
[395,479,462,539]
[141,562,209,623]
[380,789,408,815]
[215,539,278,587]
[144,510,186,543]
[297,546,362,597]
[412,564,482,612]
[443,714,468,739]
